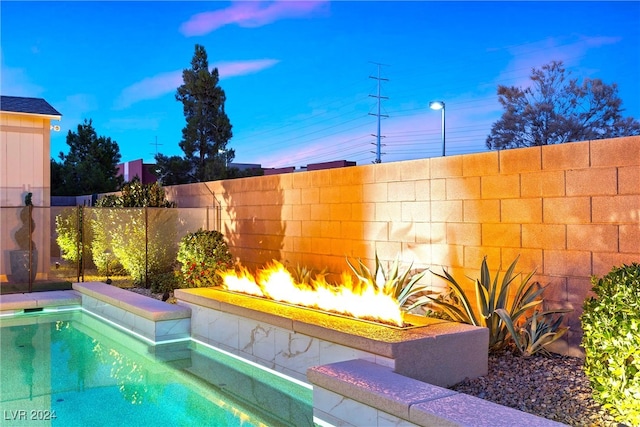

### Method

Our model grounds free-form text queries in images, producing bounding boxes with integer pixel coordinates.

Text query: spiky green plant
[427,256,546,351]
[288,264,327,289]
[345,252,429,308]
[497,309,568,357]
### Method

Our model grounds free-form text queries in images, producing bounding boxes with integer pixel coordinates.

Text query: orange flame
[220,261,404,327]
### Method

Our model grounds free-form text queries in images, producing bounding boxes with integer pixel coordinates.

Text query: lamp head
[429,101,445,110]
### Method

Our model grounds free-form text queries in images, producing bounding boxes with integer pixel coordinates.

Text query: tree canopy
[155,44,234,184]
[486,61,640,150]
[51,119,123,196]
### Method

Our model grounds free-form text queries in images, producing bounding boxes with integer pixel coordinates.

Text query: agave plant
[345,252,429,308]
[497,309,569,357]
[288,263,327,289]
[425,256,547,351]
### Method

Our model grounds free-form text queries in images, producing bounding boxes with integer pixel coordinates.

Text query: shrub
[149,271,182,294]
[177,229,234,288]
[15,192,35,250]
[87,208,117,274]
[581,263,640,426]
[426,256,555,351]
[93,180,177,285]
[55,208,81,263]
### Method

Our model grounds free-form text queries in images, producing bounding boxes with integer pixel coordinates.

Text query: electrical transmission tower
[150,136,162,158]
[369,62,389,163]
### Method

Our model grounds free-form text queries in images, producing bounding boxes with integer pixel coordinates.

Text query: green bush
[149,271,182,294]
[581,263,640,426]
[55,208,82,263]
[87,208,117,274]
[93,180,177,285]
[177,229,234,288]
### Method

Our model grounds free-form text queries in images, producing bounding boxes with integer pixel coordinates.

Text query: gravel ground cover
[451,348,622,427]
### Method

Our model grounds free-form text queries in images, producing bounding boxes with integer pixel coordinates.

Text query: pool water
[0,310,313,427]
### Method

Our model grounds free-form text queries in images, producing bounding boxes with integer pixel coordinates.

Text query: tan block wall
[165,136,640,355]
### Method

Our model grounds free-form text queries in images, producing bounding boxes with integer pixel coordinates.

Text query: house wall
[0,112,53,281]
[165,136,640,355]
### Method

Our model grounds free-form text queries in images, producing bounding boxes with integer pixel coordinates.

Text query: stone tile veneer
[73,282,191,342]
[309,359,564,427]
[174,287,488,387]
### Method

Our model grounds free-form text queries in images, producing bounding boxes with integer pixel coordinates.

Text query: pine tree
[52,119,123,196]
[175,44,234,182]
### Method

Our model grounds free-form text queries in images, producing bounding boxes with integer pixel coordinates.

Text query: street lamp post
[429,101,446,156]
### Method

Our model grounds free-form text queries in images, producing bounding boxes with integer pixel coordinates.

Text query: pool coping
[308,359,565,427]
[0,284,191,343]
[73,282,191,322]
[0,289,81,313]
[72,282,191,342]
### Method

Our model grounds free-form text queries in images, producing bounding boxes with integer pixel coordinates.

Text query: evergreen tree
[487,61,640,150]
[174,44,234,182]
[52,119,123,196]
[153,154,193,186]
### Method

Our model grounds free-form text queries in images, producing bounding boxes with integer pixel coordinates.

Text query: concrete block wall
[165,136,640,354]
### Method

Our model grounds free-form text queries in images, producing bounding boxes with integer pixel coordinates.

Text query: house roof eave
[0,109,62,121]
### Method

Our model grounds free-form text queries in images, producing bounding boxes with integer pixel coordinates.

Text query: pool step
[0,290,81,315]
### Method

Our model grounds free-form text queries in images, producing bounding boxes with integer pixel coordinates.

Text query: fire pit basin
[175,287,488,387]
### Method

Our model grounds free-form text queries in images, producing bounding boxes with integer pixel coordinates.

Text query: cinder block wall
[165,136,640,355]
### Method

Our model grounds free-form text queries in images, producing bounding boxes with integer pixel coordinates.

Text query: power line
[369,62,389,163]
[231,37,637,167]
[150,136,162,158]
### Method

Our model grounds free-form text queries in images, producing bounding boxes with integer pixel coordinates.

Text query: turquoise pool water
[0,310,313,427]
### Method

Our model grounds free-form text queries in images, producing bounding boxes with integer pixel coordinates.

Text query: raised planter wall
[165,136,640,355]
[174,287,489,388]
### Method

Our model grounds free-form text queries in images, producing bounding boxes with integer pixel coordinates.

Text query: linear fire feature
[174,287,488,388]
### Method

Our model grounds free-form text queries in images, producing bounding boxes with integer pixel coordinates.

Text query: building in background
[117,159,158,184]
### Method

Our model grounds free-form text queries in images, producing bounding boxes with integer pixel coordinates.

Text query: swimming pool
[0,310,313,426]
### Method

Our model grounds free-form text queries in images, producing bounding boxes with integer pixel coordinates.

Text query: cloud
[180,1,328,36]
[216,59,280,79]
[114,59,279,109]
[114,71,182,110]
[580,35,621,48]
[0,49,44,97]
[495,34,624,89]
[47,93,97,131]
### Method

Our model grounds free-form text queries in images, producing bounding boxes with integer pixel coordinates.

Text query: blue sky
[2,1,639,168]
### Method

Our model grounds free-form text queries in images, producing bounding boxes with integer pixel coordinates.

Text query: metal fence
[0,205,217,294]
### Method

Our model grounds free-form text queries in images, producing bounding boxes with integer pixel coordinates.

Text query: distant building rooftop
[117,159,158,184]
[0,95,62,118]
